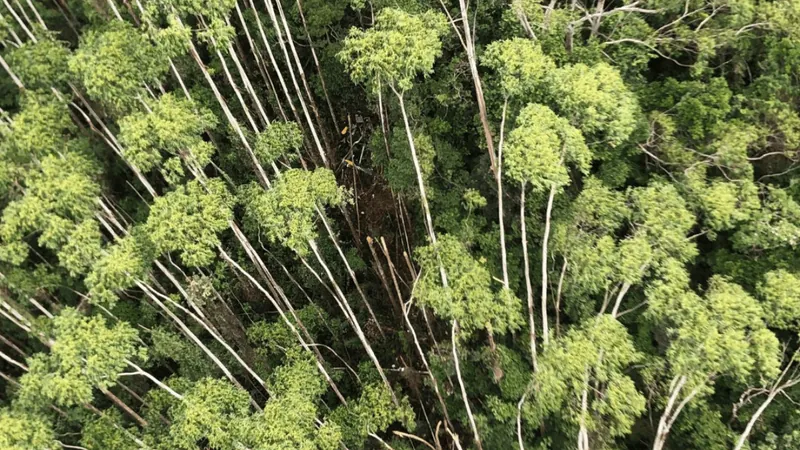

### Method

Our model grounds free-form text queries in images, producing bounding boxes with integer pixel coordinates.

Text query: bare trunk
[101,388,148,427]
[590,0,606,37]
[733,390,778,450]
[136,281,261,409]
[393,88,448,287]
[520,183,538,370]
[653,376,701,450]
[261,0,328,167]
[0,54,24,90]
[456,0,496,172]
[295,0,339,131]
[219,241,348,404]
[308,239,397,405]
[541,184,557,345]
[270,0,333,161]
[497,99,509,288]
[452,321,483,450]
[315,206,384,337]
[517,391,529,450]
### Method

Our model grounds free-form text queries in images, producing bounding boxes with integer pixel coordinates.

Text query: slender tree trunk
[653,376,700,450]
[220,234,348,404]
[0,54,24,90]
[577,369,590,450]
[455,0,496,172]
[393,89,447,285]
[179,24,271,187]
[308,239,397,405]
[590,0,605,37]
[517,391,528,450]
[315,206,384,337]
[555,257,567,337]
[452,321,483,450]
[261,0,328,167]
[136,281,261,409]
[269,0,333,161]
[401,294,455,434]
[101,388,148,427]
[244,0,304,129]
[520,183,538,370]
[497,99,510,289]
[733,390,778,450]
[294,0,339,132]
[541,184,557,345]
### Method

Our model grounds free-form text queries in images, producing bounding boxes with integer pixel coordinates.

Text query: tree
[145,179,233,267]
[525,315,645,449]
[69,21,167,114]
[17,308,144,408]
[0,409,58,450]
[339,8,447,249]
[504,103,590,345]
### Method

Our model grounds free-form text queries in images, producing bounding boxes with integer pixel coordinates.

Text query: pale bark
[308,239,397,405]
[269,0,332,159]
[136,281,261,409]
[402,293,455,433]
[455,0,496,172]
[541,184,557,345]
[393,89,446,285]
[0,54,23,89]
[517,391,529,450]
[452,321,483,450]
[261,0,328,167]
[315,206,384,337]
[219,242,347,404]
[653,376,701,450]
[497,99,509,288]
[294,0,339,131]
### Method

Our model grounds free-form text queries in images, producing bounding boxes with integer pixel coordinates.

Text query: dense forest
[1,0,800,448]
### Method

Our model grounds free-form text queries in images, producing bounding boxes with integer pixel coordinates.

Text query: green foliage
[734,188,800,251]
[482,38,555,100]
[119,93,217,175]
[0,409,58,450]
[757,270,800,330]
[5,1,800,448]
[145,179,233,266]
[149,326,219,379]
[4,36,71,90]
[85,230,154,307]
[17,308,143,408]
[339,8,448,92]
[236,349,342,449]
[372,127,436,196]
[240,168,347,255]
[0,152,100,269]
[254,121,304,165]
[414,234,523,335]
[169,378,251,450]
[69,21,167,114]
[330,383,415,449]
[80,411,141,450]
[645,78,732,141]
[526,316,645,440]
[547,63,638,147]
[648,270,781,388]
[504,103,590,191]
[1,92,76,165]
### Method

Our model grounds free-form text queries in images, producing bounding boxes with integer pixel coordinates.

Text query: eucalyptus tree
[339,8,447,249]
[504,103,590,346]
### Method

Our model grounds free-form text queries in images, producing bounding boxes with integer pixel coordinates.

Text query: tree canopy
[2,0,800,449]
